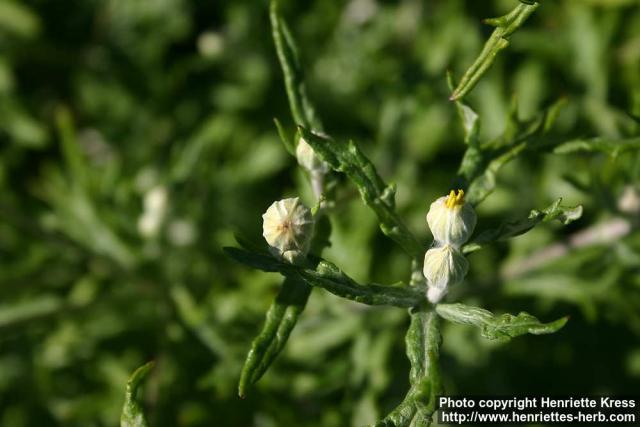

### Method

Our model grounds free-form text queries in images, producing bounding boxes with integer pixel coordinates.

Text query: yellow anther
[445,189,465,208]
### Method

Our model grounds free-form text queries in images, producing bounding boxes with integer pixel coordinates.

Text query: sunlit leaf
[435,303,568,342]
[224,246,425,308]
[464,198,583,253]
[553,136,640,155]
[450,2,540,101]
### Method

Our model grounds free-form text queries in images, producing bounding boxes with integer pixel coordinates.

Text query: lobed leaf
[120,361,154,427]
[463,198,583,253]
[224,246,426,308]
[299,127,424,259]
[436,303,568,343]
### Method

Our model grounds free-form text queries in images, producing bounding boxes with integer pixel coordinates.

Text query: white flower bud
[262,197,314,263]
[426,189,476,246]
[296,137,329,174]
[427,286,448,304]
[423,244,468,292]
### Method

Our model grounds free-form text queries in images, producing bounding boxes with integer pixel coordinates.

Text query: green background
[0,0,639,425]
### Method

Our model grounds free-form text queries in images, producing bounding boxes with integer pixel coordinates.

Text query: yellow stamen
[445,189,465,208]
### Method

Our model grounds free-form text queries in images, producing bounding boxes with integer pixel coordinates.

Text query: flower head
[426,189,476,246]
[423,244,469,292]
[262,197,314,263]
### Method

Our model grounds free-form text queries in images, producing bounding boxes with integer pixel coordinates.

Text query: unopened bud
[423,244,469,302]
[262,197,314,263]
[426,189,476,246]
[296,137,329,174]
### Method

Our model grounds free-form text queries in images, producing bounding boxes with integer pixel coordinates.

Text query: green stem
[375,307,442,427]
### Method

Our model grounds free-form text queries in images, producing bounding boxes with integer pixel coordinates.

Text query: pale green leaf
[450,2,539,101]
[553,136,640,155]
[436,303,568,343]
[463,198,583,253]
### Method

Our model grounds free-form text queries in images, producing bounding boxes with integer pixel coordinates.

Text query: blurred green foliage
[0,0,639,426]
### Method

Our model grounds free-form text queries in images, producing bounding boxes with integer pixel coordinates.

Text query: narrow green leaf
[307,261,425,307]
[274,117,296,155]
[465,198,583,249]
[121,361,154,427]
[463,198,583,253]
[224,246,283,273]
[299,127,424,259]
[450,2,539,101]
[448,72,485,195]
[436,303,568,343]
[239,276,310,397]
[270,0,320,130]
[0,295,65,330]
[447,72,480,148]
[553,136,640,155]
[55,106,87,189]
[224,246,425,308]
[374,393,417,427]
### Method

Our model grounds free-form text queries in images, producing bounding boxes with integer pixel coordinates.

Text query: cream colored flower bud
[423,244,468,290]
[427,286,448,304]
[262,197,314,263]
[296,137,329,174]
[426,189,476,246]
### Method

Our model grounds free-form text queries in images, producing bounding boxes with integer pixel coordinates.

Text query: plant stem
[376,306,442,426]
